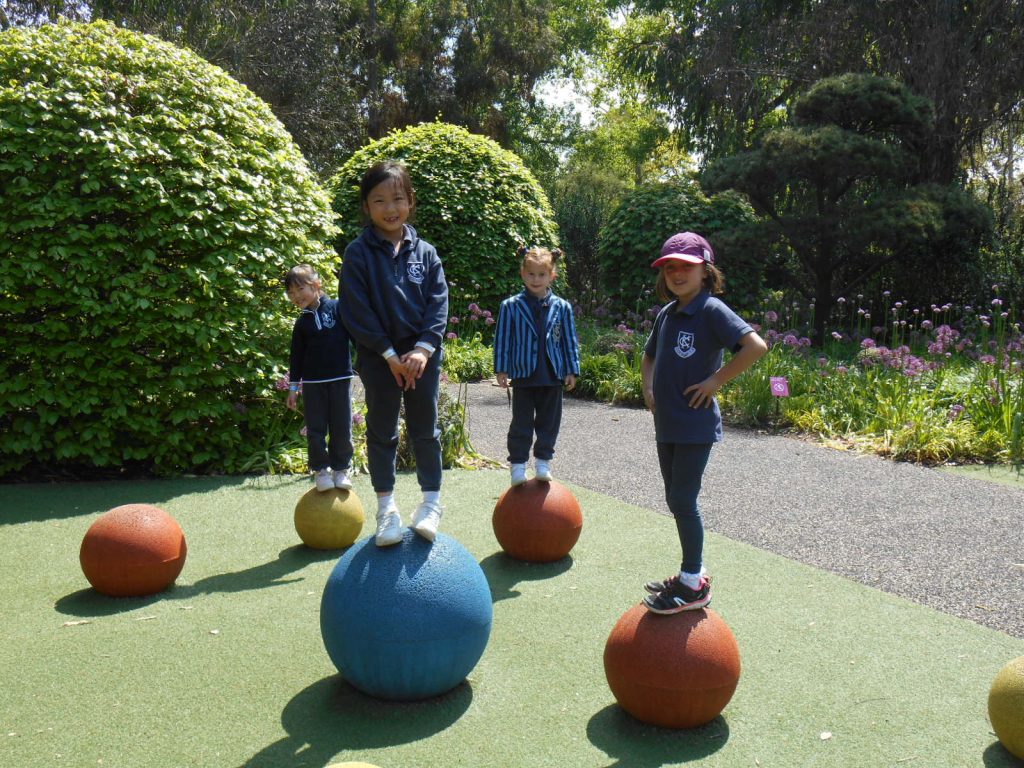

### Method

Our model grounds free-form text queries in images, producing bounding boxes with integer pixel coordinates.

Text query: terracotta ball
[492,478,583,562]
[604,604,741,729]
[79,504,187,597]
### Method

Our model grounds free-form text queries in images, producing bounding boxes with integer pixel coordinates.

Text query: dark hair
[654,263,725,302]
[517,244,562,270]
[359,160,416,223]
[283,264,320,290]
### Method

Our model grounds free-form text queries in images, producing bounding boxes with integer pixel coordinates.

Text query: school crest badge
[674,331,695,359]
[319,309,336,329]
[552,322,562,343]
[406,260,425,285]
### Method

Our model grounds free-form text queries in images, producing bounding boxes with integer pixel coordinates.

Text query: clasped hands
[388,348,430,390]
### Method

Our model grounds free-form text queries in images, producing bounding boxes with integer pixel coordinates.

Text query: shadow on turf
[587,705,729,766]
[241,674,473,767]
[54,544,339,617]
[478,551,573,601]
[983,741,1024,767]
[0,475,261,525]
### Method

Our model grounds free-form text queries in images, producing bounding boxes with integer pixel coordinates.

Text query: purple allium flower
[446,331,458,339]
[275,375,290,391]
[765,310,779,323]
[831,331,843,341]
[485,317,495,325]
[352,412,365,426]
[861,338,876,348]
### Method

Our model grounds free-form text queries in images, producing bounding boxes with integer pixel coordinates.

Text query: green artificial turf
[941,463,1024,490]
[1,471,1022,767]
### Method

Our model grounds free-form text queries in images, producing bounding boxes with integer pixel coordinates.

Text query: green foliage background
[0,21,338,476]
[596,176,761,312]
[328,122,559,314]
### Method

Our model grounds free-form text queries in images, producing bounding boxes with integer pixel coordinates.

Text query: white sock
[377,494,396,514]
[680,571,703,589]
[422,491,440,506]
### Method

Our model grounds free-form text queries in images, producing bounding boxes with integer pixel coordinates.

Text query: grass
[1,471,1022,767]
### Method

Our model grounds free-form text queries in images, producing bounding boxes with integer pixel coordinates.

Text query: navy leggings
[357,348,443,494]
[656,442,713,574]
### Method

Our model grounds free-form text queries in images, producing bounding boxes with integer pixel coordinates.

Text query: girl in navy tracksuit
[493,246,580,486]
[338,161,449,547]
[640,232,767,614]
[284,264,354,493]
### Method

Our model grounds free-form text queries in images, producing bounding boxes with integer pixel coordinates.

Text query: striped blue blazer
[493,291,581,381]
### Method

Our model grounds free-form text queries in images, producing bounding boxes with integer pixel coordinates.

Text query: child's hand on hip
[684,377,721,409]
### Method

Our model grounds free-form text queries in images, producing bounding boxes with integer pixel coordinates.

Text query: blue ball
[320,529,493,700]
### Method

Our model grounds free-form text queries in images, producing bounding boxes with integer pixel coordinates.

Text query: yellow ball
[294,487,364,549]
[989,655,1024,760]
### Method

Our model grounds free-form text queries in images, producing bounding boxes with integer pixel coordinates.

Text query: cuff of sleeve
[383,347,398,360]
[415,341,436,356]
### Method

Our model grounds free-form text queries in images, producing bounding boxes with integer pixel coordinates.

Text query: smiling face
[286,279,321,310]
[363,177,412,244]
[521,257,556,299]
[661,259,705,304]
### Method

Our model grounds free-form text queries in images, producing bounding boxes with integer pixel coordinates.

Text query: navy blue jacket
[493,290,581,381]
[338,225,448,357]
[288,295,353,384]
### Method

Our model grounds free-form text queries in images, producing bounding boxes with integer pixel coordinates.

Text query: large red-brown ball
[492,479,583,562]
[604,604,741,729]
[79,504,187,597]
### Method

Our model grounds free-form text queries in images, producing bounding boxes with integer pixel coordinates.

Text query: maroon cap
[651,232,715,268]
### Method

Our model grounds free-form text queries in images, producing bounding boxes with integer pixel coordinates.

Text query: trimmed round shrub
[328,122,559,315]
[0,21,338,476]
[596,177,761,313]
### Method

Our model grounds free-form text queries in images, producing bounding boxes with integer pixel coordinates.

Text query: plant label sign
[770,376,790,397]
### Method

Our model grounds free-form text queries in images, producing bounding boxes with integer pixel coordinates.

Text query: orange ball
[492,478,583,562]
[604,604,741,729]
[79,504,187,597]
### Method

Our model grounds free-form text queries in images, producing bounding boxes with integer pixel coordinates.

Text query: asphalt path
[457,380,1024,639]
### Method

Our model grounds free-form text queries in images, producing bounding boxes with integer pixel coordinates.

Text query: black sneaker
[643,575,712,614]
[643,571,707,595]
[643,573,679,595]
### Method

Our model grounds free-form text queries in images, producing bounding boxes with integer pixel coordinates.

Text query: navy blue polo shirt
[644,291,752,444]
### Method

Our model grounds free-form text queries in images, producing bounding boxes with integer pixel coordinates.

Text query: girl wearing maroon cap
[640,232,767,614]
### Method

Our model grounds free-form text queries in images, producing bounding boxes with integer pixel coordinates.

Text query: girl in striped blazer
[493,246,581,486]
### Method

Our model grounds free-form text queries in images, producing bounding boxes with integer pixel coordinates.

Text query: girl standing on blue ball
[338,161,449,548]
[641,232,766,614]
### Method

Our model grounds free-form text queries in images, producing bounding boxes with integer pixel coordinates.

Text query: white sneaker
[332,469,352,490]
[510,463,527,486]
[315,468,334,492]
[411,501,443,542]
[375,509,403,547]
[535,459,553,482]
